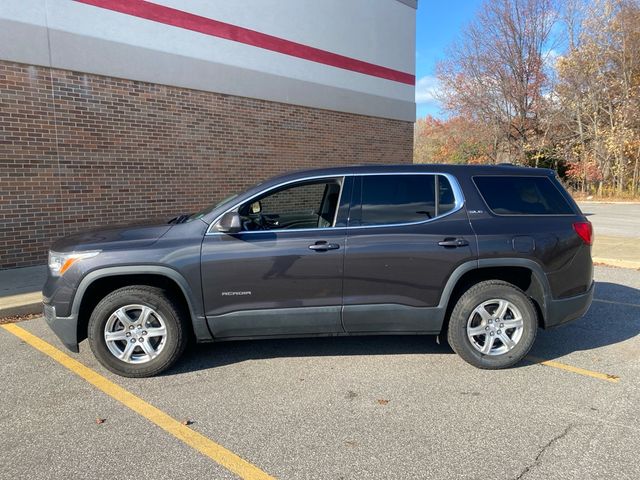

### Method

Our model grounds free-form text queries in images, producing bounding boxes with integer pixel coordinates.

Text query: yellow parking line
[1,323,275,480]
[527,355,620,383]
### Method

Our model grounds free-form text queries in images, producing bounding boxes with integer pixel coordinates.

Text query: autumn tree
[554,0,640,195]
[436,0,557,164]
[414,116,494,164]
[414,0,640,196]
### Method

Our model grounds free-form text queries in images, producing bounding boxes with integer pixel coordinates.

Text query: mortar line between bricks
[1,323,277,480]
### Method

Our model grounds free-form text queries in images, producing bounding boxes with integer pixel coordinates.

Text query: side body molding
[71,266,212,342]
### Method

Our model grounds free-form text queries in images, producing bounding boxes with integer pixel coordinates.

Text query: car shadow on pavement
[529,281,640,362]
[163,281,640,375]
[166,335,451,376]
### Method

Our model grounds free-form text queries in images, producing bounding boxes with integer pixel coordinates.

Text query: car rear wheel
[88,286,188,377]
[447,280,537,369]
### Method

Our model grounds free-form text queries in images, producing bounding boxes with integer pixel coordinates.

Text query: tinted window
[238,179,342,230]
[438,176,456,215]
[357,174,455,226]
[474,176,574,215]
[259,182,327,216]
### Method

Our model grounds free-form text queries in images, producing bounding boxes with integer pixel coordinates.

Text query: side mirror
[215,212,242,233]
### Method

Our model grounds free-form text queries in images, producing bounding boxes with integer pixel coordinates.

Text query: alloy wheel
[466,299,524,355]
[104,304,167,364]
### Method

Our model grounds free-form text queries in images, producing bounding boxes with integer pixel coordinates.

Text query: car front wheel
[88,286,188,377]
[447,280,537,369]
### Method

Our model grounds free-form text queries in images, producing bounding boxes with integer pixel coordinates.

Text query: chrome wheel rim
[104,304,167,364]
[466,299,524,356]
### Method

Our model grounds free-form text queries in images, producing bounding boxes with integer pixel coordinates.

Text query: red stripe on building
[73,0,415,85]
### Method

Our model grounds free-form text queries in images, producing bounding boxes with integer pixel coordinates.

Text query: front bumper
[43,303,79,352]
[544,282,594,329]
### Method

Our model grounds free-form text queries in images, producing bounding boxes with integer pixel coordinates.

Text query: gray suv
[43,165,594,377]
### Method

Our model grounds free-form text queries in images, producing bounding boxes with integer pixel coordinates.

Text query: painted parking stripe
[1,323,276,480]
[527,355,620,383]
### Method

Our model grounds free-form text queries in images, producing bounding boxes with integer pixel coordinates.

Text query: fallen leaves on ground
[0,313,41,325]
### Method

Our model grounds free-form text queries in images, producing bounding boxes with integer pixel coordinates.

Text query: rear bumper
[544,282,594,329]
[43,303,79,352]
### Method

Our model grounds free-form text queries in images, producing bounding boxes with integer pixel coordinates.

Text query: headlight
[48,251,100,276]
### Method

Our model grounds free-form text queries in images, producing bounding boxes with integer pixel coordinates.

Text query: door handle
[309,241,340,251]
[438,238,469,248]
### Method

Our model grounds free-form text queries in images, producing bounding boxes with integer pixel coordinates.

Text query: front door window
[238,179,342,231]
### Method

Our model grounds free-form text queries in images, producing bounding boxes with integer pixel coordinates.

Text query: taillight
[573,221,593,245]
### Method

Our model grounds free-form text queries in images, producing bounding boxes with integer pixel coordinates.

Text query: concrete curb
[0,292,42,318]
[593,257,640,270]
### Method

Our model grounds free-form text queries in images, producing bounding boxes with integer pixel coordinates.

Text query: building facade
[0,0,417,268]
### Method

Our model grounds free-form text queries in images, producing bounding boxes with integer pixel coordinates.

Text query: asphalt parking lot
[1,265,639,480]
[577,202,640,238]
[577,202,640,268]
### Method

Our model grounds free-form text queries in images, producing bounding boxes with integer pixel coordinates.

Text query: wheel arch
[72,266,211,344]
[438,259,550,333]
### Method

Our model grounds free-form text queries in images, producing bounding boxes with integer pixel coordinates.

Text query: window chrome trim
[205,172,465,236]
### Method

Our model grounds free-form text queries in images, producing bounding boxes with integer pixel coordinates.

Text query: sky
[415,0,484,119]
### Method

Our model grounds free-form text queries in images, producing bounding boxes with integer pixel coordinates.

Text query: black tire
[447,280,537,369]
[88,286,188,377]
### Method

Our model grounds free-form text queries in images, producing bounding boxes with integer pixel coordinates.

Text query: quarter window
[473,176,574,215]
[355,174,457,226]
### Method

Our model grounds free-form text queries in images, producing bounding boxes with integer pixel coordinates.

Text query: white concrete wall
[0,0,416,121]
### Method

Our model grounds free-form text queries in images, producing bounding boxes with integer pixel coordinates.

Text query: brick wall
[0,60,413,269]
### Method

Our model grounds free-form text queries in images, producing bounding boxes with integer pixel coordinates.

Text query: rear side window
[354,174,457,226]
[474,176,574,215]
